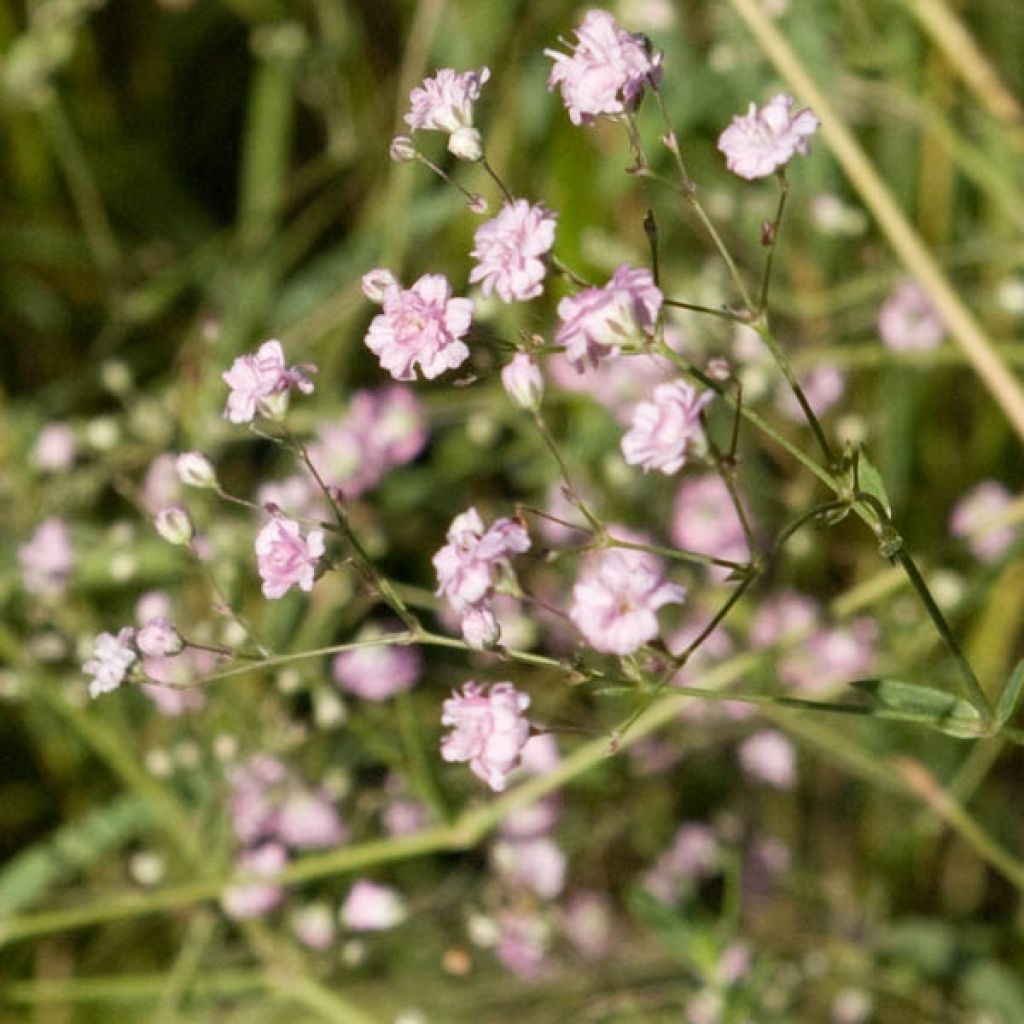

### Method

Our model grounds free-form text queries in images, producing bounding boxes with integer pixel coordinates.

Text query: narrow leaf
[856,447,892,518]
[995,658,1024,728]
[851,678,981,737]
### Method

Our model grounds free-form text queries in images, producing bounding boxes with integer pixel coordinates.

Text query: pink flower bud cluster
[82,628,138,699]
[433,508,531,648]
[221,339,316,424]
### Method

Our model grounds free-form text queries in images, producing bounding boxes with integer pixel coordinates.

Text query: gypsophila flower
[332,627,422,701]
[671,475,750,571]
[341,880,406,931]
[254,516,325,599]
[469,200,557,303]
[83,628,138,698]
[154,505,194,546]
[739,730,797,788]
[950,480,1016,562]
[878,280,945,351]
[364,272,473,381]
[501,353,545,410]
[32,422,76,472]
[440,681,532,792]
[221,339,316,424]
[621,380,712,474]
[388,134,416,162]
[555,264,662,370]
[361,268,398,304]
[136,618,184,657]
[717,93,819,180]
[19,517,73,597]
[175,451,218,489]
[221,842,286,920]
[570,532,686,654]
[404,67,490,161]
[546,10,662,126]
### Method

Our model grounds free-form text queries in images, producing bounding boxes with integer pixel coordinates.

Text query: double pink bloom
[222,339,316,424]
[470,200,557,303]
[255,516,325,599]
[621,380,712,475]
[404,66,490,161]
[717,94,819,180]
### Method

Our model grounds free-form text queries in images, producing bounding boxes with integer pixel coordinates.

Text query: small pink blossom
[749,590,818,649]
[277,790,347,850]
[382,797,429,837]
[141,454,182,516]
[621,380,712,474]
[154,505,194,546]
[254,516,325,599]
[440,681,531,792]
[501,353,545,409]
[495,910,550,979]
[364,273,473,381]
[779,619,878,695]
[739,730,797,788]
[340,880,406,931]
[645,823,721,904]
[228,755,289,846]
[404,67,490,161]
[332,631,422,701]
[492,836,566,899]
[878,281,945,351]
[459,606,502,650]
[561,891,613,960]
[470,200,557,303]
[141,650,208,716]
[175,451,217,489]
[32,422,76,472]
[555,264,662,370]
[19,517,73,597]
[546,10,662,126]
[136,618,184,657]
[221,842,286,920]
[717,93,819,180]
[221,339,316,424]
[950,480,1016,562]
[136,590,173,625]
[569,534,686,655]
[671,475,750,572]
[83,628,137,698]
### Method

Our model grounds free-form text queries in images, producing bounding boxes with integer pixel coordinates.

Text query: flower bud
[154,505,194,546]
[136,617,185,657]
[175,452,218,489]
[389,135,417,162]
[361,268,398,304]
[448,125,483,162]
[501,353,544,410]
[467,193,489,215]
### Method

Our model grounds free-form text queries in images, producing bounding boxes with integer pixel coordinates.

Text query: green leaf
[851,678,982,737]
[995,658,1024,728]
[856,446,892,518]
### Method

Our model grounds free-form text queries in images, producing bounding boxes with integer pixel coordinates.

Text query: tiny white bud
[467,193,489,215]
[501,353,544,410]
[360,268,398,304]
[175,452,218,489]
[389,135,417,162]
[448,125,483,162]
[154,505,194,546]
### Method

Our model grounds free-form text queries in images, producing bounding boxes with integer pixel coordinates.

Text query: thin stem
[549,254,593,288]
[604,533,749,573]
[480,155,514,203]
[672,573,758,667]
[413,151,480,206]
[644,208,660,286]
[757,170,789,315]
[663,297,750,324]
[530,410,604,533]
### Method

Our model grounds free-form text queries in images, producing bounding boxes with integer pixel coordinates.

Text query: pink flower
[717,94,819,180]
[555,264,662,370]
[32,422,76,472]
[878,281,945,351]
[621,380,712,474]
[433,508,531,614]
[340,880,406,931]
[277,790,347,850]
[228,755,289,846]
[950,480,1016,562]
[501,353,545,409]
[492,836,566,899]
[222,339,316,424]
[404,67,490,161]
[779,619,878,695]
[470,200,557,303]
[546,10,662,126]
[83,628,137,698]
[440,681,532,792]
[569,535,686,654]
[19,517,73,597]
[291,903,336,951]
[332,631,422,701]
[671,476,750,571]
[361,267,398,303]
[254,516,325,599]
[136,618,184,657]
[459,605,502,650]
[495,910,549,979]
[141,650,208,716]
[221,842,286,920]
[645,823,721,903]
[364,273,473,381]
[141,455,182,516]
[739,730,797,788]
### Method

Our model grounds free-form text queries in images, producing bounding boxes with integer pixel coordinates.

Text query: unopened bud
[154,505,194,546]
[389,135,416,162]
[175,452,218,489]
[501,353,544,410]
[467,194,489,215]
[361,268,398,304]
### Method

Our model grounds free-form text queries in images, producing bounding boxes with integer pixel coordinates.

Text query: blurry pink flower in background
[878,281,945,351]
[492,836,567,899]
[332,629,422,701]
[364,273,473,381]
[257,474,323,521]
[229,755,289,847]
[221,842,286,920]
[749,590,817,649]
[779,619,878,695]
[254,516,324,599]
[717,93,819,179]
[340,880,406,931]
[950,480,1017,562]
[777,364,845,421]
[555,264,662,370]
[277,789,347,850]
[501,353,545,410]
[645,823,721,903]
[19,517,73,597]
[136,590,173,625]
[621,380,712,474]
[561,890,613,960]
[570,533,685,654]
[404,67,490,161]
[495,909,549,979]
[739,730,797,788]
[671,475,750,573]
[136,618,183,657]
[141,454,182,515]
[141,650,208,716]
[291,903,336,951]
[440,681,532,791]
[83,628,137,698]
[382,797,429,838]
[32,422,76,472]
[470,200,556,303]
[546,9,662,125]
[222,339,316,423]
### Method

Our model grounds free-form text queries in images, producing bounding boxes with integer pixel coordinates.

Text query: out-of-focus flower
[32,422,76,472]
[555,264,662,370]
[739,730,797,788]
[222,339,316,424]
[388,134,416,162]
[332,628,422,701]
[470,200,556,303]
[570,533,685,654]
[495,909,549,979]
[671,475,750,572]
[228,755,289,847]
[141,649,208,716]
[501,353,545,410]
[561,890,613,959]
[277,789,348,850]
[779,618,878,695]
[441,681,531,792]
[546,10,662,126]
[153,505,194,546]
[254,516,324,599]
[383,797,429,837]
[717,93,819,179]
[136,618,184,658]
[136,590,173,625]
[404,67,490,161]
[19,517,73,596]
[291,903,336,951]
[340,880,406,931]
[749,590,818,649]
[364,273,473,381]
[141,454,182,516]
[175,452,218,489]
[221,842,286,920]
[492,836,566,899]
[83,628,137,698]
[258,474,323,521]
[878,281,944,351]
[644,823,721,904]
[621,380,712,474]
[950,480,1016,562]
